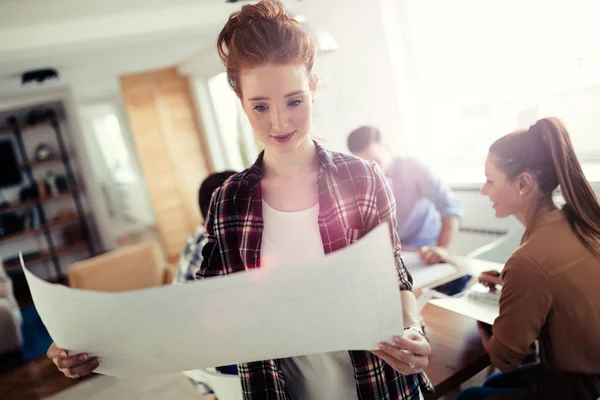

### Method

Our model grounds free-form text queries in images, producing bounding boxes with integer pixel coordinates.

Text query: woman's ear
[517,172,535,195]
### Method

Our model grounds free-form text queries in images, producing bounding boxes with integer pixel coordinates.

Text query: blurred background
[1,0,600,398]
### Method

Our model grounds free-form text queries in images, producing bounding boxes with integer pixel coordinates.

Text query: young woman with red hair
[47,2,432,398]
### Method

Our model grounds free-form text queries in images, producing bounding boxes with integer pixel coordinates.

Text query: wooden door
[120,68,212,262]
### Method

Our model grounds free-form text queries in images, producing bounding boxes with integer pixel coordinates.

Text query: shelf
[0,215,82,244]
[0,190,77,214]
[2,242,88,271]
[22,156,67,169]
[0,118,55,136]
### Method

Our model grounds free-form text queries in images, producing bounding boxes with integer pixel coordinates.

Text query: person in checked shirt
[197,1,433,398]
[46,1,433,398]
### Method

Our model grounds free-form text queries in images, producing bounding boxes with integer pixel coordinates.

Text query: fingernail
[60,352,67,358]
[393,336,402,342]
[378,344,385,350]
[79,354,88,361]
[73,374,80,379]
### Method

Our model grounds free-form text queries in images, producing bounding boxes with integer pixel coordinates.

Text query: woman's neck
[262,137,319,177]
[517,196,558,230]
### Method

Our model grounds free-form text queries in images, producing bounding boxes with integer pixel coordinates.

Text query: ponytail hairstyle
[217,0,317,97]
[490,117,600,256]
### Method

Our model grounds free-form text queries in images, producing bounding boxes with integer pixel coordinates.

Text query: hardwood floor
[0,356,96,400]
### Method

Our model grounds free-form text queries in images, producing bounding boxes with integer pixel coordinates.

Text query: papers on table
[21,224,404,377]
[429,294,499,325]
[402,252,501,324]
[401,252,457,289]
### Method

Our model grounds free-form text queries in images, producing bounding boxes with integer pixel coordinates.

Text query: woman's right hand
[46,342,100,378]
[478,270,502,291]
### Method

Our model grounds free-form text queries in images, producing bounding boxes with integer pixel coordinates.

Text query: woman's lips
[271,131,296,143]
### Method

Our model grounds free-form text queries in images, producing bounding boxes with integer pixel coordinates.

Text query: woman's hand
[418,246,450,265]
[372,329,431,375]
[479,270,502,291]
[46,342,99,378]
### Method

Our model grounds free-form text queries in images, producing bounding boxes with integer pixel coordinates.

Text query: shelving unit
[0,190,77,214]
[0,215,82,244]
[0,111,96,280]
[22,156,66,169]
[3,241,88,272]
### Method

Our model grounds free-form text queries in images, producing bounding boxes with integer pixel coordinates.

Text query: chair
[67,240,175,291]
[0,262,23,356]
[466,228,524,264]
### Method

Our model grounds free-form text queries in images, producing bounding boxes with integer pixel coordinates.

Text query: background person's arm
[411,159,462,264]
[418,216,460,264]
[437,216,460,248]
[414,159,462,246]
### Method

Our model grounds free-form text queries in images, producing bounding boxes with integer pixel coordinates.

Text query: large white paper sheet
[429,295,499,325]
[21,224,404,377]
[401,252,457,288]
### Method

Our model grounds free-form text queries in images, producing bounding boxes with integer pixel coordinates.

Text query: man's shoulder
[183,226,207,252]
[188,225,206,242]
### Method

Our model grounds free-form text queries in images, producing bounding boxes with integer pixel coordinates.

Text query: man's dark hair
[198,170,237,219]
[347,126,381,153]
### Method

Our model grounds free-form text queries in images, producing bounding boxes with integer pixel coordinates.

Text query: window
[400,0,600,183]
[90,112,137,183]
[79,103,155,230]
[208,72,258,171]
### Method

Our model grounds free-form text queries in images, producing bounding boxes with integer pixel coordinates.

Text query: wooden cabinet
[120,68,212,262]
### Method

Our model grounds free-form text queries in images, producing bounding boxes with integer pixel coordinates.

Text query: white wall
[293,0,410,153]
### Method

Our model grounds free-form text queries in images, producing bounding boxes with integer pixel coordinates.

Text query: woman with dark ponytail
[458,117,600,400]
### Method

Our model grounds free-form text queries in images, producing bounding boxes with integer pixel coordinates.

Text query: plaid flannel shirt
[197,142,434,399]
[173,226,206,284]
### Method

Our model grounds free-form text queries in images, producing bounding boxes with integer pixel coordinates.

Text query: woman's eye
[288,100,303,107]
[253,104,269,113]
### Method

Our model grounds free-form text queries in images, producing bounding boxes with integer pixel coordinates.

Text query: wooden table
[421,303,490,399]
[415,256,503,399]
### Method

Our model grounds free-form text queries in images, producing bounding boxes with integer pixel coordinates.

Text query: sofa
[0,262,23,356]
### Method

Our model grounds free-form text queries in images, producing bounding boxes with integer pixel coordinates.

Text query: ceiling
[0,0,209,28]
[0,0,239,99]
[0,33,214,96]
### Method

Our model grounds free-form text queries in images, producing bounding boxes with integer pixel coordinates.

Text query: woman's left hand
[372,329,431,375]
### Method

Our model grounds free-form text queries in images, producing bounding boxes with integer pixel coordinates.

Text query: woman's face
[239,63,313,154]
[480,154,523,218]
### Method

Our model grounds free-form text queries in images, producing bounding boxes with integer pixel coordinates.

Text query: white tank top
[261,200,359,400]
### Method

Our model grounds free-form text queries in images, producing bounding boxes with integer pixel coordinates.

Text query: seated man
[348,126,462,264]
[173,170,237,284]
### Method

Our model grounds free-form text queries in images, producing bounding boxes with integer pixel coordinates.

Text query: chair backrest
[68,241,166,292]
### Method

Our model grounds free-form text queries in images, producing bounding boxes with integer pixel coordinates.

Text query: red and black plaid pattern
[198,142,433,399]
